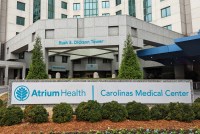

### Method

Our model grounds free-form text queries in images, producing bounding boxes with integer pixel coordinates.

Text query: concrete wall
[190,0,200,34]
[4,15,183,73]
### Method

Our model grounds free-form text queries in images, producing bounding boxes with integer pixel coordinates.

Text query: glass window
[17,1,25,11]
[61,1,67,9]
[102,1,110,8]
[73,15,81,18]
[62,56,68,63]
[49,56,55,62]
[19,52,25,59]
[16,16,25,26]
[61,14,67,18]
[33,0,41,23]
[129,0,136,17]
[161,6,171,18]
[74,59,81,64]
[84,0,98,17]
[73,3,80,10]
[103,59,111,63]
[116,0,121,6]
[88,57,96,64]
[48,0,55,19]
[143,0,152,22]
[164,24,172,30]
[102,13,110,16]
[116,10,122,15]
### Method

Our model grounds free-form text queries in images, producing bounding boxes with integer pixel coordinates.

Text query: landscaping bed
[0,119,200,134]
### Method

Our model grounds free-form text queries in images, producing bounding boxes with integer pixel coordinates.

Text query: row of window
[16,0,172,31]
[48,56,113,64]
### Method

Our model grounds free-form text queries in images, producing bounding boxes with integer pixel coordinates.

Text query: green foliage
[126,101,150,121]
[26,36,48,79]
[0,107,6,126]
[166,103,195,122]
[0,99,3,107]
[102,101,127,122]
[75,100,102,122]
[24,105,34,122]
[192,102,200,119]
[0,106,23,126]
[52,103,73,123]
[150,104,169,120]
[118,34,143,79]
[194,97,200,103]
[24,105,48,123]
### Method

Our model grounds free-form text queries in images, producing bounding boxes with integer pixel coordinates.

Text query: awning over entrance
[137,34,200,65]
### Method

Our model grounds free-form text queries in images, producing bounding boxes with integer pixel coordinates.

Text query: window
[7,47,9,54]
[161,6,171,18]
[62,56,68,63]
[73,3,80,10]
[61,1,67,9]
[19,52,24,59]
[108,26,119,36]
[143,0,152,22]
[84,0,98,17]
[88,57,96,64]
[16,16,25,26]
[33,0,41,23]
[49,56,55,62]
[116,10,122,15]
[32,32,36,41]
[102,1,110,8]
[115,54,119,62]
[131,27,137,37]
[129,0,136,17]
[74,59,81,64]
[164,24,172,30]
[48,0,55,19]
[17,1,25,11]
[103,59,111,63]
[16,32,19,35]
[116,0,121,6]
[45,29,54,39]
[160,0,165,1]
[102,13,110,16]
[73,15,81,18]
[61,14,67,18]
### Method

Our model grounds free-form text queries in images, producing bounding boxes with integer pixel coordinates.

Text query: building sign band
[11,81,192,104]
[58,40,104,45]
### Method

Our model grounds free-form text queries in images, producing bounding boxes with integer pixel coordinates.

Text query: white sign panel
[11,81,192,104]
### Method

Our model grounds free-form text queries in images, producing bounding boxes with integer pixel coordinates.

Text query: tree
[26,36,48,79]
[118,34,143,79]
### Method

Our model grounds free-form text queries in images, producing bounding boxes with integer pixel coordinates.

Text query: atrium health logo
[14,85,30,101]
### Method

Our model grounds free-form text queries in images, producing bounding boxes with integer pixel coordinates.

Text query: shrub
[24,105,34,122]
[166,103,195,122]
[126,101,150,121]
[52,103,73,123]
[102,101,127,122]
[0,107,6,126]
[192,103,200,119]
[24,105,48,123]
[75,100,102,122]
[0,106,23,126]
[150,104,169,120]
[194,97,200,103]
[0,99,3,107]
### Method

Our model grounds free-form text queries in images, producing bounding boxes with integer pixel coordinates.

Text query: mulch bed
[1,119,200,134]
